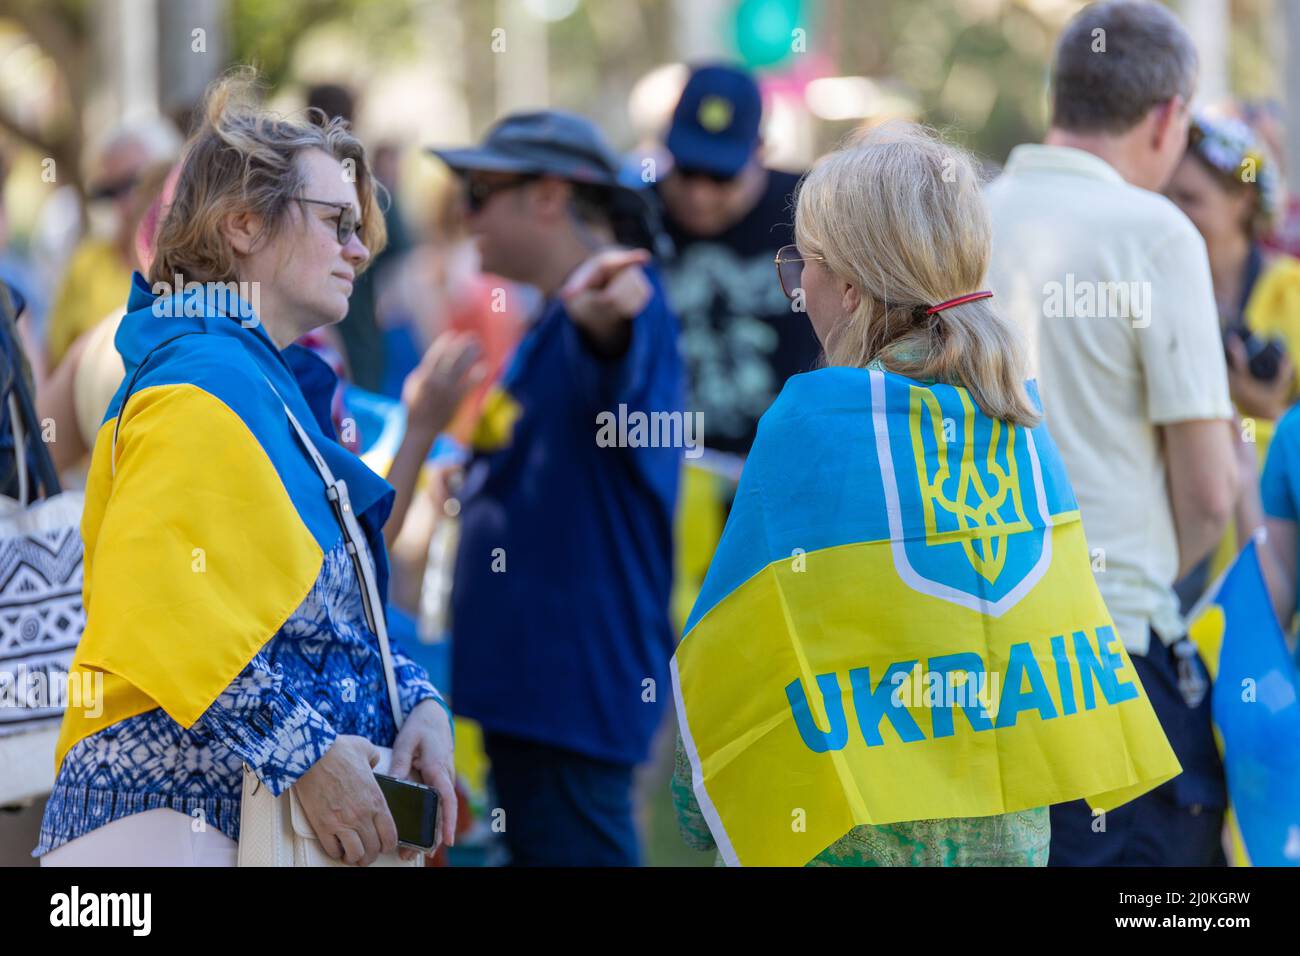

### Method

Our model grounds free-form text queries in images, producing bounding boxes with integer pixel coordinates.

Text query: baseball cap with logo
[665,63,763,179]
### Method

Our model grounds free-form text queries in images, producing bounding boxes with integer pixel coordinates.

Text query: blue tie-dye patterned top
[34,537,448,856]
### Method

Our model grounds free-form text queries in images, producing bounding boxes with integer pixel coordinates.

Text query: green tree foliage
[229,0,418,90]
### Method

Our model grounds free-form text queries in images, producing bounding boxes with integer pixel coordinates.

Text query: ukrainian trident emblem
[871,371,1052,615]
[910,386,1029,585]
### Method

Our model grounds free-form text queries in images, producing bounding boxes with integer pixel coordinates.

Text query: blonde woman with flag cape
[670,123,1182,867]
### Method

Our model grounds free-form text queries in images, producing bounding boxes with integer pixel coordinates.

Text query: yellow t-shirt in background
[46,239,130,367]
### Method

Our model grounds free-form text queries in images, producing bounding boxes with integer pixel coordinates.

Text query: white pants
[40,808,238,867]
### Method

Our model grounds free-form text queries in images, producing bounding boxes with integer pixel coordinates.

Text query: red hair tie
[926,291,993,315]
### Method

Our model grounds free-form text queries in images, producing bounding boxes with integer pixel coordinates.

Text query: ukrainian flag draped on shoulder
[55,272,394,771]
[672,367,1181,866]
[1188,537,1300,866]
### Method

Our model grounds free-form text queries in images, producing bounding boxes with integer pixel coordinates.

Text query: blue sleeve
[560,269,676,413]
[192,650,338,796]
[389,635,453,730]
[1262,410,1300,521]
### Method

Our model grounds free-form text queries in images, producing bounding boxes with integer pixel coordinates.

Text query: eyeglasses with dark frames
[89,174,140,202]
[298,197,360,245]
[774,244,826,301]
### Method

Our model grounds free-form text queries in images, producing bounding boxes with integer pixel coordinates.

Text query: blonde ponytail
[796,122,1039,428]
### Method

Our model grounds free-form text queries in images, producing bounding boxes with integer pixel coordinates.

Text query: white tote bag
[236,381,420,867]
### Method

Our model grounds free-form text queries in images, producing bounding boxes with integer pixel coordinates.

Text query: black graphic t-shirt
[658,169,824,456]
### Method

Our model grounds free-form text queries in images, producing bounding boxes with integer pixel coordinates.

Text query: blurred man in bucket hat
[428,111,683,866]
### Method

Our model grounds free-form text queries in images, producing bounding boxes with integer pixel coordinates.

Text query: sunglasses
[298,197,360,244]
[673,165,741,186]
[774,244,825,300]
[88,175,139,202]
[465,175,538,213]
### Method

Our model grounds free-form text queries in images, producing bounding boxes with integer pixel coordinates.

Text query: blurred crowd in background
[2,0,1300,867]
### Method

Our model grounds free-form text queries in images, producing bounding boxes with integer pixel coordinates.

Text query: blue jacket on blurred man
[430,111,683,866]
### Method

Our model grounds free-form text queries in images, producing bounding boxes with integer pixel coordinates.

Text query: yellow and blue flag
[56,273,395,770]
[1189,536,1300,866]
[672,367,1181,866]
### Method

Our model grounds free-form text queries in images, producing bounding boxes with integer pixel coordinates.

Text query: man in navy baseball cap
[655,64,821,454]
[654,64,822,630]
[664,63,764,180]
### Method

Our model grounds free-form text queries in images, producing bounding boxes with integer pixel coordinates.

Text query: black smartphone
[374,773,440,852]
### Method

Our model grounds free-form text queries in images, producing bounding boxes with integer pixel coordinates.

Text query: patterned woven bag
[0,289,85,806]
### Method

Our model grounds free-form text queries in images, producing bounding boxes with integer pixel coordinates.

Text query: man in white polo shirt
[986,0,1239,866]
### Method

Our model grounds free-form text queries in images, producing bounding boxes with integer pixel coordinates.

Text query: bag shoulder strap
[263,375,404,732]
[0,308,60,501]
[107,333,405,731]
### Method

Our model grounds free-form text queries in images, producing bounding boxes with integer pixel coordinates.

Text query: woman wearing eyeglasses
[35,70,457,867]
[670,122,1179,866]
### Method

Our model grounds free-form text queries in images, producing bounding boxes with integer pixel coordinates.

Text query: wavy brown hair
[149,68,386,288]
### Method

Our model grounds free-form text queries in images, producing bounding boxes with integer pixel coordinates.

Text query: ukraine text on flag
[672,367,1182,867]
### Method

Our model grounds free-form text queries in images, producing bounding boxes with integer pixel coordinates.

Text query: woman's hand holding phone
[389,698,458,862]
[294,734,399,867]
